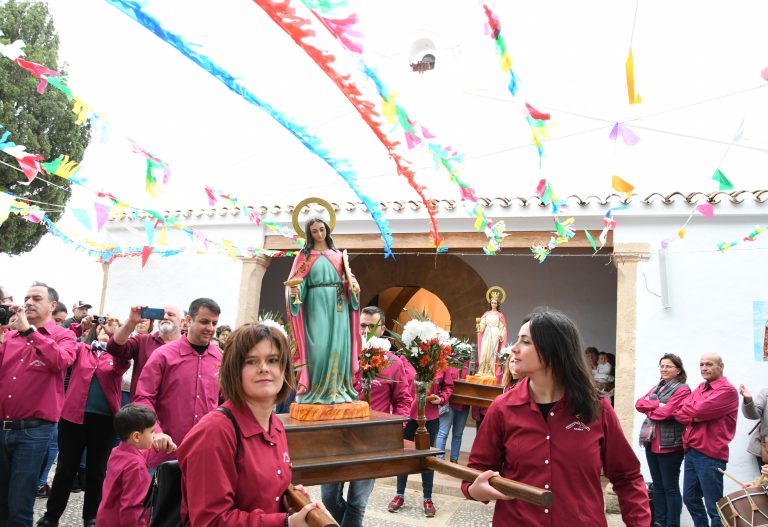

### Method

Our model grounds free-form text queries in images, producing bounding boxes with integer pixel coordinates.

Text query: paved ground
[34,460,627,526]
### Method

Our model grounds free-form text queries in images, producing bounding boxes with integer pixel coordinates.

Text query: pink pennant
[535,179,547,197]
[421,126,436,139]
[14,58,60,94]
[695,203,714,218]
[404,132,421,149]
[24,212,43,223]
[204,186,216,206]
[761,66,768,82]
[18,153,44,182]
[459,186,478,202]
[94,203,111,231]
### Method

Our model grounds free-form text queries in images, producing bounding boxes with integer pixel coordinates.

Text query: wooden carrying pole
[285,485,337,527]
[423,457,553,507]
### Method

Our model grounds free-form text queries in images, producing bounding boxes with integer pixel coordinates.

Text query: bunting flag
[712,168,734,191]
[478,3,551,164]
[609,123,641,146]
[625,47,642,104]
[717,225,767,252]
[1,189,298,263]
[524,103,552,165]
[128,139,171,197]
[481,3,519,97]
[203,186,299,241]
[141,245,153,267]
[298,1,502,253]
[41,154,82,182]
[94,203,111,231]
[677,203,715,241]
[531,180,576,262]
[14,57,60,94]
[251,0,428,253]
[611,175,634,200]
[584,230,598,252]
[595,176,636,248]
[107,0,394,258]
[761,66,768,82]
[0,30,25,60]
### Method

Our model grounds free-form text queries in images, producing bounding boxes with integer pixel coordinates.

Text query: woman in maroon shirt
[177,323,321,526]
[463,309,650,527]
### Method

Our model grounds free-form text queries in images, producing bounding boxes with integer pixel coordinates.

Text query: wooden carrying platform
[450,379,504,409]
[279,408,554,511]
[278,410,441,486]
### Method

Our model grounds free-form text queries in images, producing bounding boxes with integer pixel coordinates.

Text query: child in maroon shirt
[97,405,175,527]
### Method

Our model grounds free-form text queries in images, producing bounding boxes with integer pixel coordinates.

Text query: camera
[93,315,107,326]
[0,305,10,326]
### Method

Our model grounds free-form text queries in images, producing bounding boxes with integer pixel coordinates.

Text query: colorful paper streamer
[107,0,394,258]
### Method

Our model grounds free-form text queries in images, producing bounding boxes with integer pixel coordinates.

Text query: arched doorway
[351,253,488,339]
[377,286,451,333]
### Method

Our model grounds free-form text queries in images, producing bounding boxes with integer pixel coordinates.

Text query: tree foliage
[0,0,90,254]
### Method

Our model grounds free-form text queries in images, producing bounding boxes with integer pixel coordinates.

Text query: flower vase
[414,380,431,450]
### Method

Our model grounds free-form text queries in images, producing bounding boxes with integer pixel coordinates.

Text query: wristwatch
[21,325,36,336]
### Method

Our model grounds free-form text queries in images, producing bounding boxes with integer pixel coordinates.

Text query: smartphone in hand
[140,307,166,320]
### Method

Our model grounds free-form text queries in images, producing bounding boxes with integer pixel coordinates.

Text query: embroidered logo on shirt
[565,420,591,431]
[28,359,47,368]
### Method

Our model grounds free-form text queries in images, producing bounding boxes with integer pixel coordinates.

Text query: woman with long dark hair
[636,353,690,527]
[462,309,650,526]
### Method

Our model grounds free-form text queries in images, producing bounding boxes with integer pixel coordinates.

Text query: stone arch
[352,254,488,340]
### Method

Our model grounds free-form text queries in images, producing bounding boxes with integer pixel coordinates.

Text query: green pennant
[712,168,734,191]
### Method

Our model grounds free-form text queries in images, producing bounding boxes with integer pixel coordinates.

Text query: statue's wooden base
[278,410,442,485]
[289,400,369,421]
[450,379,504,409]
[465,375,501,386]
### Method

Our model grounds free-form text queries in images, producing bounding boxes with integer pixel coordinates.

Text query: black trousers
[44,413,115,521]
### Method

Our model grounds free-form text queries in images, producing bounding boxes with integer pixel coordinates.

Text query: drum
[717,486,768,527]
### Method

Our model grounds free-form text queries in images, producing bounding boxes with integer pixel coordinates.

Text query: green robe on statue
[289,253,359,404]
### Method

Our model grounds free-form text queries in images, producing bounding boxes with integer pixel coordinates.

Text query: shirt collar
[178,336,219,357]
[502,377,570,412]
[225,401,285,442]
[703,376,728,390]
[39,319,59,335]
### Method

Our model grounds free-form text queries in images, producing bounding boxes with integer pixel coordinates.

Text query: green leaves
[0,0,90,254]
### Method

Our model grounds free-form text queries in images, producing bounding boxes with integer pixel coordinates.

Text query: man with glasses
[321,306,413,527]
[0,282,77,525]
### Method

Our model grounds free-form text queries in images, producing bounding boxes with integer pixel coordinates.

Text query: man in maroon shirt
[106,304,182,399]
[675,352,738,527]
[0,282,77,526]
[133,298,221,466]
[320,306,413,527]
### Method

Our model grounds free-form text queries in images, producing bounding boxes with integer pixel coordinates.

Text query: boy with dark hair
[96,405,174,527]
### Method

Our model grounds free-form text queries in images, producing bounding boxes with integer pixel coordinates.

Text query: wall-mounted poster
[754,301,768,361]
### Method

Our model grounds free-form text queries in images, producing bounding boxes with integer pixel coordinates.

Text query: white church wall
[620,216,768,501]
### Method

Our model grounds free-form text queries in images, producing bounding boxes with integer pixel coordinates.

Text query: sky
[2,0,767,305]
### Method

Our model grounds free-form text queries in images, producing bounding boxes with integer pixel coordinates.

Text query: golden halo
[486,285,506,305]
[292,197,336,239]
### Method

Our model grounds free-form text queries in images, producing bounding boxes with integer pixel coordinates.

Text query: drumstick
[717,468,749,489]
